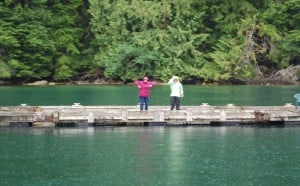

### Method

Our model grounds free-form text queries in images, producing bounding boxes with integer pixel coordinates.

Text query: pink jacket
[134,80,157,97]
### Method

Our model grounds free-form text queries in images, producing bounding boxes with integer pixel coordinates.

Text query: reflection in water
[53,127,95,136]
[167,128,185,185]
[0,126,300,186]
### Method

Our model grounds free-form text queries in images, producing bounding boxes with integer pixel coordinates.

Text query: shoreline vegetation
[1,64,299,86]
[1,1,299,87]
[0,76,299,87]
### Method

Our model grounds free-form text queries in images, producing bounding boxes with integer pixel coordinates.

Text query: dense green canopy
[0,0,299,83]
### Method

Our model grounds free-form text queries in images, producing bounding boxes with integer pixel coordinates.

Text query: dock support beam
[154,112,165,122]
[121,110,128,121]
[186,111,192,123]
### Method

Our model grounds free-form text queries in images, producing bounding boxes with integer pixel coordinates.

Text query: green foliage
[8,59,33,78]
[0,0,299,84]
[0,0,93,82]
[102,44,159,81]
[209,37,255,80]
[280,30,300,65]
[54,55,73,81]
[283,30,300,54]
[90,0,211,82]
[0,59,11,78]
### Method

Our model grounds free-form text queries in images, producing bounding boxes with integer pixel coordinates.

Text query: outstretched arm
[134,80,141,88]
[149,81,157,87]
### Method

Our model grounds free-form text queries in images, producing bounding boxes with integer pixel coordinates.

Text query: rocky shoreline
[1,65,299,86]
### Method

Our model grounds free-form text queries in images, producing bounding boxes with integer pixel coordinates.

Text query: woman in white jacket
[168,76,184,110]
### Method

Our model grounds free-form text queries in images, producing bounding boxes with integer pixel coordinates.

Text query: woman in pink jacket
[134,76,157,111]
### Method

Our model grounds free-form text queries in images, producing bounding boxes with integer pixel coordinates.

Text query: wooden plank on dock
[0,105,299,127]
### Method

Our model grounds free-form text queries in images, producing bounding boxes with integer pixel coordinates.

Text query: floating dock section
[1,104,300,127]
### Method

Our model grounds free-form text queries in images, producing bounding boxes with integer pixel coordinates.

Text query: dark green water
[0,85,299,106]
[0,126,300,186]
[1,85,300,185]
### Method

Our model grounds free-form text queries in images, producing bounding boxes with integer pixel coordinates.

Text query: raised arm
[134,80,142,88]
[168,77,174,85]
[168,76,178,85]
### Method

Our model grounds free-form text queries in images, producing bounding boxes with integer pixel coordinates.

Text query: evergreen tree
[0,0,94,82]
[1,0,299,84]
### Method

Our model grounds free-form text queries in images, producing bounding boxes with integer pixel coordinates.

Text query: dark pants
[170,96,180,110]
[139,96,149,110]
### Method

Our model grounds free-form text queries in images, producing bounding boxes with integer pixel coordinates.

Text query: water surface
[0,126,299,186]
[0,85,298,106]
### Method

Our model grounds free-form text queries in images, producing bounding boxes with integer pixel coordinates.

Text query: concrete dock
[1,103,300,127]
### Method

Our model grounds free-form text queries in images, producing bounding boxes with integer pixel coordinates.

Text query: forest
[0,0,299,84]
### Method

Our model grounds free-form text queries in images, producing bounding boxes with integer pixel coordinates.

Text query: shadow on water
[4,120,300,129]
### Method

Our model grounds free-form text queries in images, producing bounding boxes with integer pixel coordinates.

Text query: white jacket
[168,78,184,97]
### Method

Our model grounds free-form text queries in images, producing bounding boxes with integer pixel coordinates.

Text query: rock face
[268,65,300,84]
[26,80,48,86]
[248,65,300,85]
